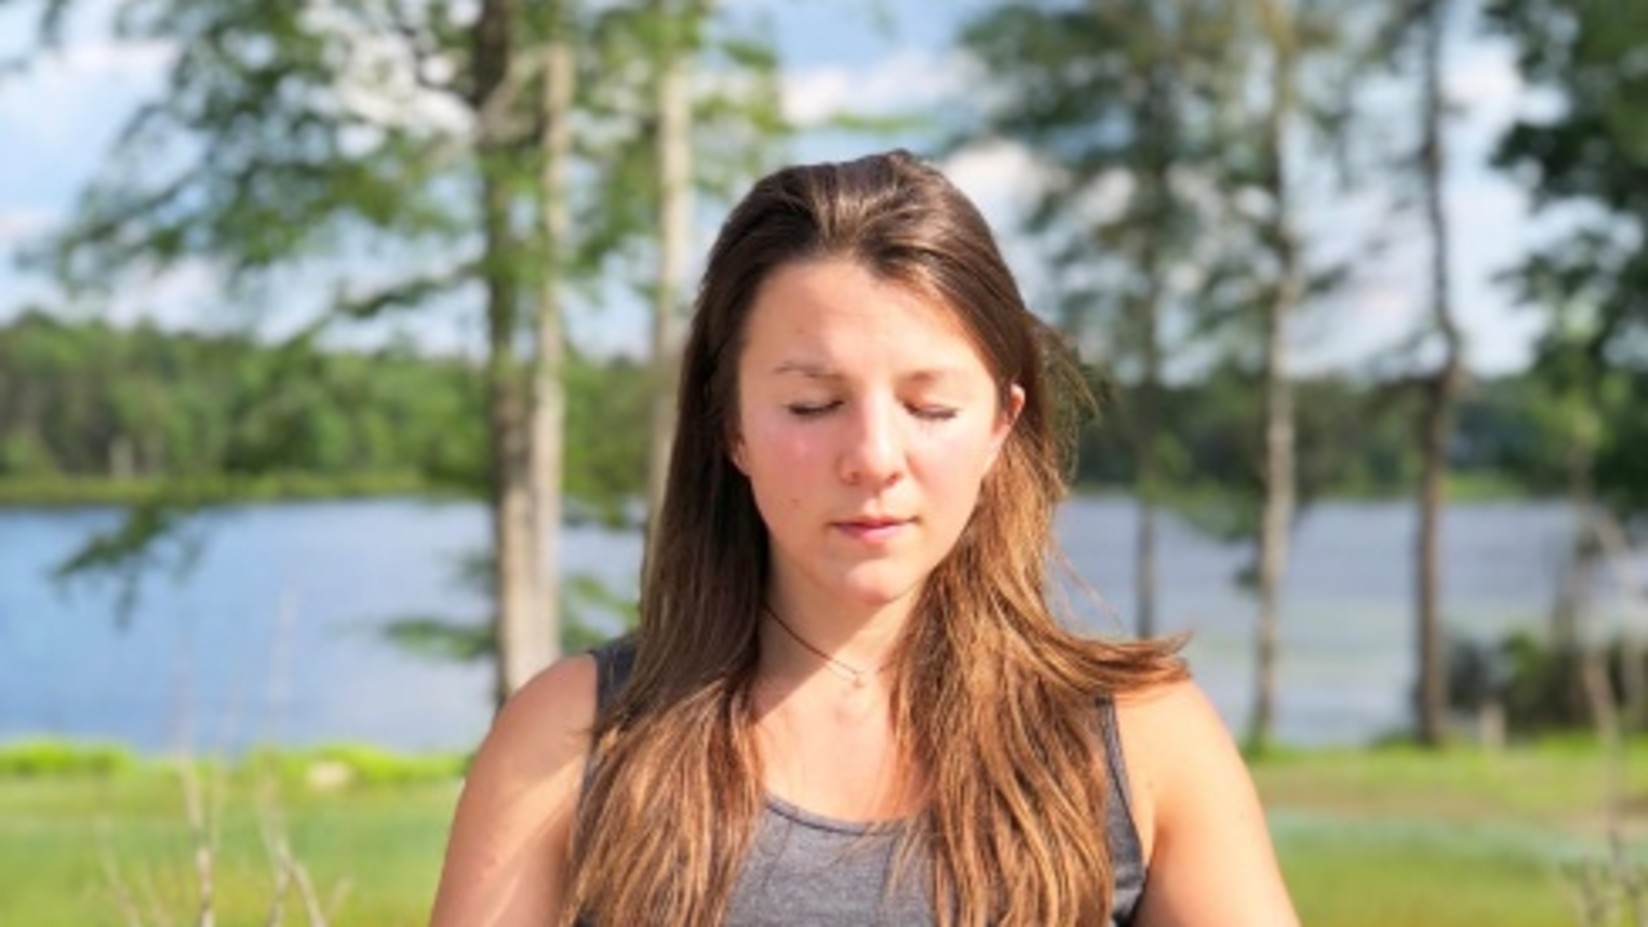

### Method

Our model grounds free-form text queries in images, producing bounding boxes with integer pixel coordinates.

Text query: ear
[729,431,749,474]
[987,384,1025,468]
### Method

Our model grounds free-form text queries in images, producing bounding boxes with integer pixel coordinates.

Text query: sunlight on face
[731,258,1024,615]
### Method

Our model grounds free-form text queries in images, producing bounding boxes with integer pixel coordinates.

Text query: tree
[956,0,1246,638]
[8,0,790,699]
[8,0,585,702]
[644,0,704,565]
[1489,0,1648,726]
[1190,0,1357,751]
[1379,0,1468,747]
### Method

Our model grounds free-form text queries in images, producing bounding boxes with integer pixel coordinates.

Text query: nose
[838,398,905,487]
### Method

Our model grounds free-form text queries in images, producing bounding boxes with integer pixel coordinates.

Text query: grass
[1253,736,1643,927]
[0,737,1636,926]
[0,761,457,926]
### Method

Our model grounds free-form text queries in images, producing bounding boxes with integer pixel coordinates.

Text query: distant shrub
[1448,631,1643,735]
[246,743,468,790]
[0,739,136,777]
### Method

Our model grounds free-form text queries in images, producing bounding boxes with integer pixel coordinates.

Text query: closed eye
[910,405,958,422]
[786,401,840,419]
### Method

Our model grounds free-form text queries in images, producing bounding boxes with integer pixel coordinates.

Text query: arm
[429,655,597,927]
[1116,680,1299,927]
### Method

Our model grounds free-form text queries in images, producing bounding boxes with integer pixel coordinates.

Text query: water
[0,496,1617,752]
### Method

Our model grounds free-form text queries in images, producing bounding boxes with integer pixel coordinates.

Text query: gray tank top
[583,639,1145,925]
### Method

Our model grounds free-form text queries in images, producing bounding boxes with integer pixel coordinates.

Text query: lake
[0,496,1616,752]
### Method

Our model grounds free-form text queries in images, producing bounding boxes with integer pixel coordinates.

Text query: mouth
[833,517,912,543]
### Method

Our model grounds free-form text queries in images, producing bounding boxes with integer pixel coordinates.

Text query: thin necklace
[763,605,890,688]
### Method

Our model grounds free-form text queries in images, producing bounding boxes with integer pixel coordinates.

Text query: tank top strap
[589,635,638,715]
[581,636,637,802]
[1098,695,1147,921]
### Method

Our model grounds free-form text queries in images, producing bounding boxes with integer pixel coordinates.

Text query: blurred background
[1,0,1644,924]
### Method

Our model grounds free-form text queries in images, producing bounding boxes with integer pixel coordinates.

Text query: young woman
[430,151,1299,926]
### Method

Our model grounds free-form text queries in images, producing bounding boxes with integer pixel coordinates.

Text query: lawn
[0,737,1636,925]
[1254,737,1642,927]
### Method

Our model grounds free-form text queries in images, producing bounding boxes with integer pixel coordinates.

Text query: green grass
[0,737,1636,926]
[0,763,459,926]
[1253,737,1641,927]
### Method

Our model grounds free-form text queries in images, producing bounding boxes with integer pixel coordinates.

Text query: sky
[0,0,1550,375]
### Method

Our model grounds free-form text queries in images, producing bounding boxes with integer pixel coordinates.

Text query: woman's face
[731,258,1023,615]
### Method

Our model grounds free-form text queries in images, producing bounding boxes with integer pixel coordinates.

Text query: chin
[832,564,928,610]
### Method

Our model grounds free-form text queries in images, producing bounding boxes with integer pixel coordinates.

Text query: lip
[832,517,912,543]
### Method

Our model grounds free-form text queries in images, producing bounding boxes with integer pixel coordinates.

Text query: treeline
[0,308,1601,509]
[8,0,1645,741]
[0,310,647,519]
[1083,362,1647,511]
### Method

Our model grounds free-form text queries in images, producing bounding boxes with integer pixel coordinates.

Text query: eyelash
[785,402,958,422]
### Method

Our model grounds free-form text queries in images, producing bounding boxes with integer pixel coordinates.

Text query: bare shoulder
[1113,680,1236,810]
[1112,679,1300,927]
[428,654,599,927]
[491,653,601,762]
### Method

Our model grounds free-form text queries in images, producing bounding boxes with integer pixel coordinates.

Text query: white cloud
[940,140,1051,224]
[0,38,173,148]
[1449,39,1523,120]
[103,259,222,329]
[50,38,176,79]
[0,209,57,249]
[782,49,972,128]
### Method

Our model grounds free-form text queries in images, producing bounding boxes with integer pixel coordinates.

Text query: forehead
[738,259,993,378]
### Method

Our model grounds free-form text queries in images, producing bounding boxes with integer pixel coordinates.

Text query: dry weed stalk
[1564,509,1648,927]
[98,587,344,925]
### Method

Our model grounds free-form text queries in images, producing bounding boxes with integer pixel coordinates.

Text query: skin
[429,258,1299,926]
[730,259,1023,822]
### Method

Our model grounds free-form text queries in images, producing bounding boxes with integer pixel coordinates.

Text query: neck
[759,592,915,687]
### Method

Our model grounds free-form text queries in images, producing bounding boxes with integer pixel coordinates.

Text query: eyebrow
[769,361,967,384]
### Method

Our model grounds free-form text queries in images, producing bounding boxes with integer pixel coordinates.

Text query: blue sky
[0,0,1545,374]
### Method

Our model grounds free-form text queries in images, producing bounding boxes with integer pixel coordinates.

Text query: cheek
[742,415,828,503]
[917,423,1003,488]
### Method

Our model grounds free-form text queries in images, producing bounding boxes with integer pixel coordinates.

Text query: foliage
[1073,365,1571,518]
[0,739,136,777]
[1,313,1595,512]
[1488,0,1648,516]
[0,310,651,513]
[246,743,468,789]
[953,1,1243,349]
[1448,630,1645,735]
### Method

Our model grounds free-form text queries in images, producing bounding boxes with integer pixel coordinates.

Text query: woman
[430,151,1299,926]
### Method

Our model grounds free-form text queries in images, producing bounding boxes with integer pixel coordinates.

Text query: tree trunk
[1132,47,1173,642]
[1250,0,1299,752]
[1414,0,1462,747]
[644,0,695,571]
[474,0,548,705]
[530,0,575,671]
[1554,439,1598,725]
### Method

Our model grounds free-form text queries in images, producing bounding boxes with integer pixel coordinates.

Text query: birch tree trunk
[530,0,576,674]
[645,0,696,568]
[1132,47,1173,642]
[1250,0,1299,751]
[475,0,550,704]
[1414,0,1463,747]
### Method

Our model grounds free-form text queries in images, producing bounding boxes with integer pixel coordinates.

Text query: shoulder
[470,652,601,782]
[498,652,601,759]
[1112,679,1299,927]
[428,653,599,926]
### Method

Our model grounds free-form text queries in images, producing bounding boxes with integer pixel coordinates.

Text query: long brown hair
[566,150,1185,925]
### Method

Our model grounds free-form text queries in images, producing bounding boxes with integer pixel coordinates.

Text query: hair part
[565,150,1186,926]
